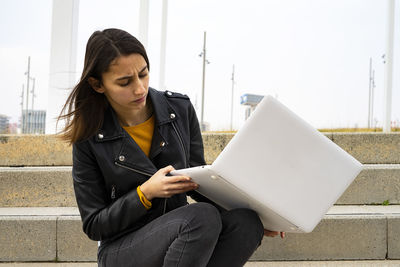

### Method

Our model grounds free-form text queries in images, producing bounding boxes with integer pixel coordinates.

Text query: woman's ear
[88,77,105,93]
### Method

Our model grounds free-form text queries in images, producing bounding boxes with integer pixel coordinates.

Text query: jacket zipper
[114,161,168,214]
[114,161,153,177]
[172,121,191,207]
[172,121,188,167]
[111,185,116,200]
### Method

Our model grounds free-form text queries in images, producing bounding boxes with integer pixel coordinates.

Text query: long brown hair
[57,28,150,144]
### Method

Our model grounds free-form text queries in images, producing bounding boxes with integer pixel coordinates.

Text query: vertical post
[383,0,395,133]
[230,64,235,131]
[20,84,24,133]
[46,0,79,134]
[159,0,168,91]
[31,78,36,111]
[31,77,36,133]
[368,58,372,128]
[139,0,149,49]
[200,31,207,130]
[371,69,375,127]
[25,56,30,134]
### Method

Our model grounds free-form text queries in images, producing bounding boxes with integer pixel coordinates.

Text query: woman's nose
[132,79,146,95]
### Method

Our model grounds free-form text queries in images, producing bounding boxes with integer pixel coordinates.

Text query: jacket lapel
[148,88,177,160]
[96,88,178,175]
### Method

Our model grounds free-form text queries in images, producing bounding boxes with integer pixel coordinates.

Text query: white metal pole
[200,31,207,130]
[139,0,149,49]
[159,0,168,91]
[368,58,372,128]
[383,0,395,133]
[20,84,24,133]
[25,56,30,134]
[230,64,235,131]
[46,0,79,134]
[31,78,35,111]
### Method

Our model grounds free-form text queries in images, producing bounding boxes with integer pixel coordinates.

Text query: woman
[58,28,284,267]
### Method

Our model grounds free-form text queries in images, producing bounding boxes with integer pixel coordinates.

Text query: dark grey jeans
[98,202,264,267]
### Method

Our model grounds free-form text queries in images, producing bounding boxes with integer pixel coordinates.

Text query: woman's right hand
[140,165,198,200]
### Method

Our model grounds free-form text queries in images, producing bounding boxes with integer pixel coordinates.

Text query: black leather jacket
[72,88,210,242]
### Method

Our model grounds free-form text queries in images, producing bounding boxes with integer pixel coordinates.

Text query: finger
[280,232,286,239]
[161,184,198,197]
[165,181,198,191]
[263,230,279,237]
[160,165,175,174]
[166,175,192,183]
[167,187,198,196]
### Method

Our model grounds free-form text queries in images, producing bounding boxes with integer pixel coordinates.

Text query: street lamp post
[24,56,30,134]
[199,31,209,131]
[231,64,235,131]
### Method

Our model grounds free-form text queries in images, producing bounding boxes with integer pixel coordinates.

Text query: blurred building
[0,114,10,134]
[8,123,18,134]
[21,110,46,134]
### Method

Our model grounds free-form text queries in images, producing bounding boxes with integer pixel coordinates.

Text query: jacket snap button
[170,113,176,119]
[166,91,172,96]
[119,155,125,162]
[98,133,104,139]
[160,141,166,147]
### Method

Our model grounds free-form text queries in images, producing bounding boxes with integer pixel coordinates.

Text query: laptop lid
[210,95,362,232]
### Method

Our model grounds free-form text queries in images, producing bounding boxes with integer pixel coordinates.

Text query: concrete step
[0,167,75,207]
[1,261,400,267]
[0,207,95,262]
[0,206,399,262]
[246,261,400,267]
[203,132,400,164]
[1,133,400,166]
[1,164,400,207]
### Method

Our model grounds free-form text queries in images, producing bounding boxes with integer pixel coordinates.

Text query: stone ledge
[2,165,400,207]
[0,167,75,207]
[0,206,400,261]
[252,215,387,261]
[1,133,400,166]
[1,261,400,266]
[0,217,56,261]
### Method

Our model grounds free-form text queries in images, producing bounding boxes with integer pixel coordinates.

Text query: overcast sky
[0,0,399,130]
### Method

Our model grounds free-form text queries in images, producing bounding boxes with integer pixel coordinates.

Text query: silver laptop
[171,95,362,233]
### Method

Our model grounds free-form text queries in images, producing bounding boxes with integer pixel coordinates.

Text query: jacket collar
[148,87,178,125]
[95,87,177,142]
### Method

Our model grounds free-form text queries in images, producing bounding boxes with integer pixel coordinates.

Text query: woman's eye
[119,81,130,87]
[139,73,148,78]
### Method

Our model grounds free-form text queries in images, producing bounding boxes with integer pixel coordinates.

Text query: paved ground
[1,261,400,267]
[245,261,400,266]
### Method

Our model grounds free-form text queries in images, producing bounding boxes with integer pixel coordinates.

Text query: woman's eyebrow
[115,65,148,81]
[139,65,148,73]
[116,75,132,81]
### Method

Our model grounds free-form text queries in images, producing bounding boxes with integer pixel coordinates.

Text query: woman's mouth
[133,95,146,103]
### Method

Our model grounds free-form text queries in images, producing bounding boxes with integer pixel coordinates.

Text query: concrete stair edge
[2,164,400,207]
[1,133,400,166]
[0,206,400,262]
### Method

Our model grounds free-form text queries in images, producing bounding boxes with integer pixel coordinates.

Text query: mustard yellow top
[123,115,155,209]
[122,115,155,157]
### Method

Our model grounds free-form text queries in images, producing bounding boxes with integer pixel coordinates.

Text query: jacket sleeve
[72,140,148,241]
[185,102,226,211]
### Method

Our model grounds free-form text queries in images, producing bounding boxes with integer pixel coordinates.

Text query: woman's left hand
[264,229,285,238]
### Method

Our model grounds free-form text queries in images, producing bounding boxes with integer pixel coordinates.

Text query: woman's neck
[117,101,153,127]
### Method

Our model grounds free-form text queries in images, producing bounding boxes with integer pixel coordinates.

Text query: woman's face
[95,53,150,114]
